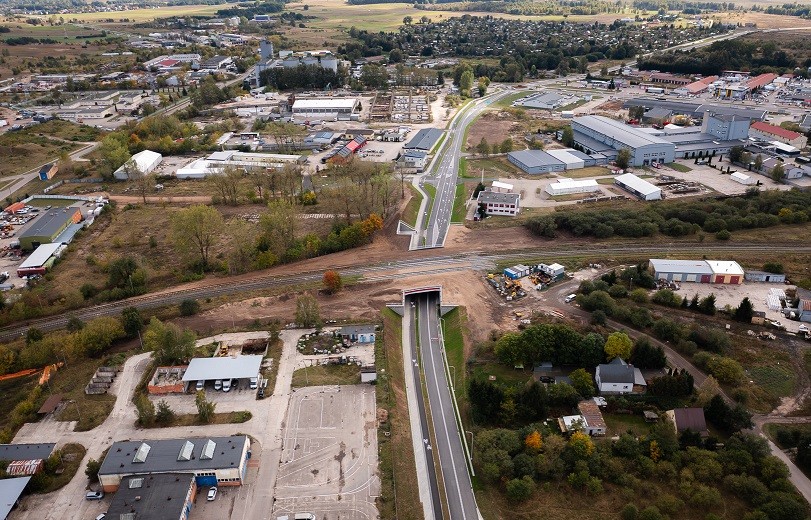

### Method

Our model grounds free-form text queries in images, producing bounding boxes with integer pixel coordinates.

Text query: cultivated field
[69,3,239,23]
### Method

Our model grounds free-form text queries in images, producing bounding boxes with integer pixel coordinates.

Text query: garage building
[17,243,63,277]
[614,173,662,201]
[744,270,786,283]
[545,178,600,196]
[181,355,262,391]
[19,208,82,251]
[98,436,251,492]
[649,259,744,284]
[107,474,196,520]
[507,150,565,174]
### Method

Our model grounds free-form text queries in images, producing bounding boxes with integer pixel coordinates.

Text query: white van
[214,379,223,391]
[249,377,258,390]
[222,379,232,392]
[196,380,205,391]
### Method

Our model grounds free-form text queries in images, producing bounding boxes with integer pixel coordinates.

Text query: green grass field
[423,182,437,225]
[669,163,693,173]
[291,364,360,387]
[71,4,237,22]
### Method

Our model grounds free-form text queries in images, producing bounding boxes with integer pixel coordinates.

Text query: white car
[249,377,258,390]
[222,379,232,392]
[207,487,217,501]
[214,380,222,391]
[196,380,205,391]
[799,324,809,333]
[564,294,577,303]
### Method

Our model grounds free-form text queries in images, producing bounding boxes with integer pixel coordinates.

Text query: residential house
[665,407,709,437]
[594,358,646,394]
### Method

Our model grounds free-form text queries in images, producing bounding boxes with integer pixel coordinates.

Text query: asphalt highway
[415,292,479,519]
[405,297,443,519]
[423,90,513,248]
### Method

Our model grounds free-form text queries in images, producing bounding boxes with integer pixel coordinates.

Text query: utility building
[19,208,82,251]
[614,173,662,201]
[649,259,744,284]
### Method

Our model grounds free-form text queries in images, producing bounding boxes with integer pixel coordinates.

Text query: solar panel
[178,441,194,461]
[133,443,151,463]
[200,440,216,460]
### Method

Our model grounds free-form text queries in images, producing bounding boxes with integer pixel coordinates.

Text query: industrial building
[0,444,55,476]
[17,243,63,277]
[507,148,605,175]
[614,173,662,201]
[477,190,520,216]
[106,473,196,520]
[622,98,767,122]
[744,271,786,283]
[291,98,359,120]
[508,150,565,174]
[19,207,82,251]
[176,151,304,179]
[545,178,600,196]
[98,436,251,492]
[403,128,444,152]
[180,355,262,391]
[512,92,574,110]
[750,121,808,150]
[648,259,744,284]
[731,171,754,185]
[326,135,367,164]
[571,116,675,166]
[113,149,163,180]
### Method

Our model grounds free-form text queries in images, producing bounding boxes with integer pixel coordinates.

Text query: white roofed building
[181,355,263,390]
[545,178,600,196]
[291,98,360,120]
[113,150,162,180]
[614,173,662,200]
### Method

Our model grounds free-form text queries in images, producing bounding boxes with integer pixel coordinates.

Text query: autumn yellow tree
[524,430,543,453]
[569,431,595,458]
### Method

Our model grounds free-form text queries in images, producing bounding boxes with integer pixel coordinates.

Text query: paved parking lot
[271,385,380,520]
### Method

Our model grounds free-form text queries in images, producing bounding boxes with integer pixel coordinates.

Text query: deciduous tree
[170,205,224,269]
[322,270,343,294]
[604,331,632,360]
[143,317,196,365]
[295,294,321,327]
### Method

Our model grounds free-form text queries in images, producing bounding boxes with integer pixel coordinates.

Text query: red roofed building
[746,73,778,91]
[750,121,807,149]
[678,75,718,95]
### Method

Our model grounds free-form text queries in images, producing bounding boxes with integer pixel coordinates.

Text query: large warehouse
[571,115,675,166]
[98,436,251,491]
[19,207,82,251]
[403,128,444,151]
[649,259,744,284]
[291,98,359,120]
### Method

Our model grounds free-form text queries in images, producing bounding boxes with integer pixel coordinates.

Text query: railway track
[1,242,808,341]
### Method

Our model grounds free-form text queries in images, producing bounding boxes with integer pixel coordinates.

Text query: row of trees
[476,137,514,155]
[526,188,811,240]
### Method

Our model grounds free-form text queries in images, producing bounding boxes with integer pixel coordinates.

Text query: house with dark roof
[106,473,196,520]
[666,408,708,437]
[594,358,646,394]
[98,436,250,492]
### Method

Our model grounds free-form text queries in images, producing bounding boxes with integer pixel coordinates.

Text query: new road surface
[422,90,512,249]
[413,292,479,519]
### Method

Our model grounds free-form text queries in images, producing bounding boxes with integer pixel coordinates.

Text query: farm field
[70,4,239,23]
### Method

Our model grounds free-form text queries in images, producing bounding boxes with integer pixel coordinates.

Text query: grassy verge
[423,183,437,225]
[263,335,283,394]
[451,183,468,223]
[430,132,447,154]
[377,308,423,520]
[291,364,360,387]
[440,308,467,407]
[402,184,422,227]
[558,98,591,111]
[668,162,693,173]
[493,91,529,108]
